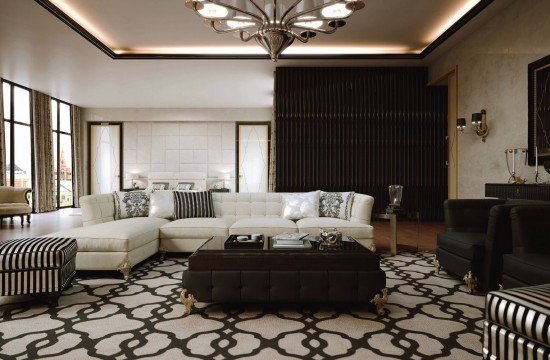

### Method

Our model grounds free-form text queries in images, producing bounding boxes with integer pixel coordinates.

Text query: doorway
[236,122,270,192]
[429,67,459,199]
[88,122,123,194]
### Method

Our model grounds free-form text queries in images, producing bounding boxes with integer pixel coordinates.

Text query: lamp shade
[457,118,466,129]
[472,113,482,125]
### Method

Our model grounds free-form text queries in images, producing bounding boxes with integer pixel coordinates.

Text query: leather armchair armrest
[443,199,505,233]
[511,206,550,254]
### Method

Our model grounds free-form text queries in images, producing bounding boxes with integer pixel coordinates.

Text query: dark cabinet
[485,183,550,201]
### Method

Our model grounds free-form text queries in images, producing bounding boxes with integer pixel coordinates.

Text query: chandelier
[185,0,365,61]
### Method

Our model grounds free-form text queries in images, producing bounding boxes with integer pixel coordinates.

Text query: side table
[373,213,397,255]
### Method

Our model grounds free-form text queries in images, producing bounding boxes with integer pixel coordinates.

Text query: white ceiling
[0,0,512,108]
[48,0,483,55]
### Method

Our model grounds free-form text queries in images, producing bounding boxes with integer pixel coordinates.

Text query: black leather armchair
[502,206,550,288]
[435,199,548,293]
[435,199,505,293]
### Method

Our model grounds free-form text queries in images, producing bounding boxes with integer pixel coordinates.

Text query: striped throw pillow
[173,191,215,219]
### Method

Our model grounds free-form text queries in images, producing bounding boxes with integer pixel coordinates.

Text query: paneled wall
[275,67,448,220]
[123,122,236,190]
[428,0,550,198]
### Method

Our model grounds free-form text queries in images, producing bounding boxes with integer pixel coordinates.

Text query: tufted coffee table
[180,236,387,316]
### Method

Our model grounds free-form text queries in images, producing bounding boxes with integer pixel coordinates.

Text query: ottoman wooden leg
[180,289,196,316]
[20,215,24,227]
[371,288,389,315]
[463,271,477,294]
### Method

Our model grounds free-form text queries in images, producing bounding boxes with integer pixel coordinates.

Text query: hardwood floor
[1,210,442,253]
[0,208,83,242]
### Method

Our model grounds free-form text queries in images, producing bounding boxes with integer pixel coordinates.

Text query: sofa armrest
[0,186,31,204]
[443,199,505,233]
[80,194,116,226]
[350,193,374,225]
[511,206,550,254]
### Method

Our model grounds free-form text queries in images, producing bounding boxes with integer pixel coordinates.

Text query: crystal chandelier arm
[286,0,350,24]
[246,0,270,21]
[280,0,305,24]
[210,21,244,34]
[195,0,264,23]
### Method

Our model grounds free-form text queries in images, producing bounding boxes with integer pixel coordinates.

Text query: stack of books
[272,233,310,249]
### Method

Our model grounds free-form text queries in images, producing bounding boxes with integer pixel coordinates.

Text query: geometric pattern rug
[0,252,485,359]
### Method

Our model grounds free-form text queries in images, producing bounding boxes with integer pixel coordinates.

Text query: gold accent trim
[498,284,503,290]
[366,242,377,253]
[463,271,477,294]
[371,288,389,315]
[180,289,197,316]
[117,258,132,280]
[434,256,441,274]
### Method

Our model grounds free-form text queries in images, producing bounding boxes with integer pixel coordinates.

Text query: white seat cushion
[160,218,231,239]
[230,217,298,236]
[45,217,169,252]
[296,217,374,239]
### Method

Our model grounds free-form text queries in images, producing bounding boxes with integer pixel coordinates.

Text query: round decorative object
[319,228,342,247]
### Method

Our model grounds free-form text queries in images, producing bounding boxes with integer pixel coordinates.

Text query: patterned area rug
[0,253,485,359]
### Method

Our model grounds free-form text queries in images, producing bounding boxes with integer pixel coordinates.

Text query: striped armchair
[0,186,32,227]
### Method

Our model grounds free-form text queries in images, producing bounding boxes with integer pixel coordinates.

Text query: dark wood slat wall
[275,67,448,220]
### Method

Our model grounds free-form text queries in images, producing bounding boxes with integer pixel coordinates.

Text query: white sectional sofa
[47,192,375,279]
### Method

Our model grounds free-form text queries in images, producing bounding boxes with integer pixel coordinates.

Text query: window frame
[51,97,75,208]
[1,79,35,212]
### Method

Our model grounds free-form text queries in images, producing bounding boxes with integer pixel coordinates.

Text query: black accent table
[485,183,550,201]
[180,236,388,316]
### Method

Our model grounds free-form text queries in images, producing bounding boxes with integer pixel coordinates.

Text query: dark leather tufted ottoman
[181,236,387,315]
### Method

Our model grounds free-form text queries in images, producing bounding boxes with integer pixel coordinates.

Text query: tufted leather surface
[182,269,386,303]
[80,194,116,226]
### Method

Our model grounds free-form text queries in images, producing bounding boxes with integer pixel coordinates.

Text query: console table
[485,183,550,201]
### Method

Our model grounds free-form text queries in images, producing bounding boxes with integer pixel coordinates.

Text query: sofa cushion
[230,217,297,236]
[149,190,174,219]
[113,190,151,219]
[503,253,550,286]
[0,203,32,215]
[281,191,320,220]
[174,191,215,219]
[436,232,486,260]
[296,217,373,239]
[319,192,354,220]
[160,218,231,239]
[45,217,169,252]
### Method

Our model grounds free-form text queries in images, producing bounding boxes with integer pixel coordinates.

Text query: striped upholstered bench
[0,237,77,306]
[484,284,550,359]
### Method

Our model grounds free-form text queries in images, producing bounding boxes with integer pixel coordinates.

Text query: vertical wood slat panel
[274,67,448,221]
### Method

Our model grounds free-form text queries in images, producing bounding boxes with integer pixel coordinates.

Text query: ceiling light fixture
[185,0,365,61]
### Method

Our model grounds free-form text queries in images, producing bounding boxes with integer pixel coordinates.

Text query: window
[2,80,34,198]
[51,99,74,208]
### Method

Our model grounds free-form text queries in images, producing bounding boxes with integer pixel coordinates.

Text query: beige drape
[71,105,84,207]
[0,83,6,186]
[32,91,56,212]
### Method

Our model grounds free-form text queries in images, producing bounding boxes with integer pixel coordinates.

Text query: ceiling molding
[34,0,494,60]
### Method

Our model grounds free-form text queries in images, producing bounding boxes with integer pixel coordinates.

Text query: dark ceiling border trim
[34,0,493,60]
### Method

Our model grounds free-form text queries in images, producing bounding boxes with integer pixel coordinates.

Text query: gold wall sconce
[456,110,489,142]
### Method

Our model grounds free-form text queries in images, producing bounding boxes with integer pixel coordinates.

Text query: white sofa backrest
[79,192,374,226]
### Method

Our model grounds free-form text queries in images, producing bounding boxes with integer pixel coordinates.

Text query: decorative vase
[505,148,527,184]
[319,228,342,247]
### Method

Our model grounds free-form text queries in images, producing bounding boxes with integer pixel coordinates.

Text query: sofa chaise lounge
[46,192,375,279]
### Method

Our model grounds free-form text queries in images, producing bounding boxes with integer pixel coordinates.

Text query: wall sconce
[472,110,489,142]
[456,110,489,142]
[456,118,466,131]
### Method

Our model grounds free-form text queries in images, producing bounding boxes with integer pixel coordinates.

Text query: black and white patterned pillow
[113,190,151,219]
[174,191,215,219]
[319,192,355,220]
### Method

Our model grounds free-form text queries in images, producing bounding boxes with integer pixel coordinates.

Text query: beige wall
[428,0,550,199]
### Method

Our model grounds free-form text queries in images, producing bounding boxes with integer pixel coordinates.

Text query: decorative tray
[224,234,265,249]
